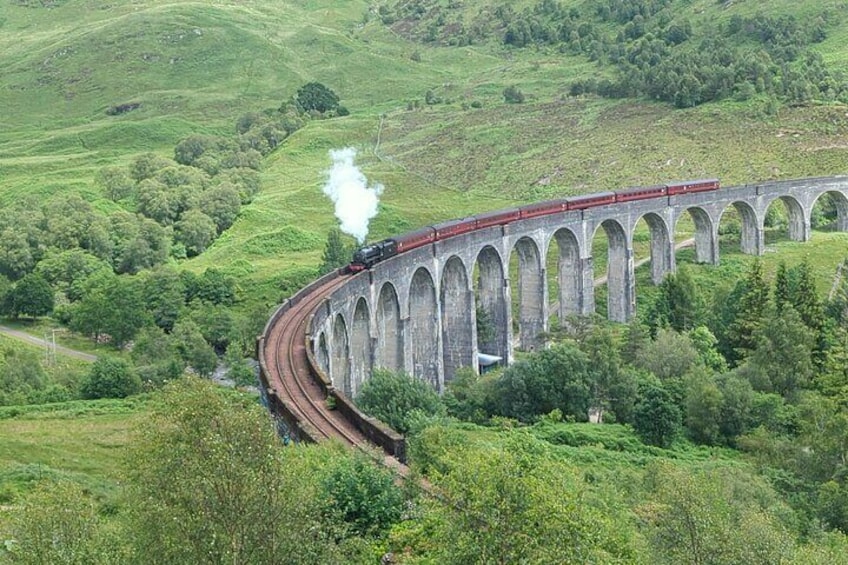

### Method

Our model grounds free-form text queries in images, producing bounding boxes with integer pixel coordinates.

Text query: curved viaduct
[260,176,848,454]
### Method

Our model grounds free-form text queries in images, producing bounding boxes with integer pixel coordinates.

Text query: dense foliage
[378,0,848,107]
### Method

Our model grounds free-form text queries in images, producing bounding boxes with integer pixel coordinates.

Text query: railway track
[263,274,369,448]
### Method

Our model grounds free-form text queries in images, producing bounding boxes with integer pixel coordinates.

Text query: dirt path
[0,325,97,362]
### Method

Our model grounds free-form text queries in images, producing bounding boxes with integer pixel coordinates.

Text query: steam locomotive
[349,178,719,272]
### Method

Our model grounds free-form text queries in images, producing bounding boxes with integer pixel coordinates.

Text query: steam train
[349,178,719,272]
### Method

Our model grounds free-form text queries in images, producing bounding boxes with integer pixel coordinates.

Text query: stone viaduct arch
[307,176,848,394]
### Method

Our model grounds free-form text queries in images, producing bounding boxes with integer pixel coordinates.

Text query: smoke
[322,147,383,244]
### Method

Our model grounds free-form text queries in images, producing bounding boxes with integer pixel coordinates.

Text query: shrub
[354,369,444,434]
[81,357,141,399]
[503,85,525,104]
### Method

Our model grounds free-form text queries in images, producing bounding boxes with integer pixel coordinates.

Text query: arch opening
[763,195,807,245]
[717,201,760,256]
[316,332,329,376]
[545,228,582,328]
[634,213,673,285]
[475,246,509,364]
[592,219,632,322]
[811,190,848,232]
[674,207,715,265]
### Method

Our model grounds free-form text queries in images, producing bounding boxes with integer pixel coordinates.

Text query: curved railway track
[263,274,368,448]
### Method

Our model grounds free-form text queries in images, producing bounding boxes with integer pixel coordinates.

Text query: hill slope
[1,0,847,305]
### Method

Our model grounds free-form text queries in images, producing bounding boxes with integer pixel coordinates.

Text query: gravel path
[0,325,97,362]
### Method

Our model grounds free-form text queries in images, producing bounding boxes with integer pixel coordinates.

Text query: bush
[81,357,141,399]
[354,369,444,434]
[320,452,404,538]
[503,85,525,104]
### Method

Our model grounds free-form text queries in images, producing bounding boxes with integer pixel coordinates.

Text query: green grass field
[2,1,847,310]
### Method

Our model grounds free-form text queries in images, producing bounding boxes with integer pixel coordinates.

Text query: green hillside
[2,0,847,308]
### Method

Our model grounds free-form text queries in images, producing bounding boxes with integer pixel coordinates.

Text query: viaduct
[259,176,848,454]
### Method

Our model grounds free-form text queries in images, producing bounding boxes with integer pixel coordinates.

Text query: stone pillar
[625,246,636,322]
[707,226,721,265]
[503,276,514,365]
[580,257,595,316]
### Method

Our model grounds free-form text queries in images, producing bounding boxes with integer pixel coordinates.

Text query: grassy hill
[1,0,847,307]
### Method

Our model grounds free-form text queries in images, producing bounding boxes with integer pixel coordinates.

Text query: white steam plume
[322,147,383,244]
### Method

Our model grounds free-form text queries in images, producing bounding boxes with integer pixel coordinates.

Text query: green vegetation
[1,0,848,561]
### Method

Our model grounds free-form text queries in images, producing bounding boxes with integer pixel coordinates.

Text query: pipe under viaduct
[258,176,848,458]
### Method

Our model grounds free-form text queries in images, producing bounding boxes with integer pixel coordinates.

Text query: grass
[0,397,149,511]
[0,1,846,313]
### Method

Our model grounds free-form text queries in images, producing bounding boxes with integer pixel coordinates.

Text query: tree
[634,327,698,381]
[443,367,493,424]
[774,261,791,312]
[408,438,642,564]
[639,463,795,564]
[81,357,142,399]
[130,152,171,182]
[124,378,342,564]
[633,383,681,447]
[789,260,825,333]
[141,267,185,332]
[96,165,136,201]
[684,368,724,445]
[199,183,241,233]
[582,324,637,423]
[0,227,35,280]
[35,249,110,299]
[726,259,771,362]
[491,343,592,422]
[746,305,814,398]
[70,273,152,347]
[187,268,236,305]
[174,209,217,257]
[355,369,444,434]
[6,273,54,318]
[6,480,120,564]
[130,326,185,386]
[320,228,352,274]
[688,325,727,373]
[649,266,702,332]
[172,319,218,377]
[296,82,341,113]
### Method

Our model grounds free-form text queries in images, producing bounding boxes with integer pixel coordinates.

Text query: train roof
[567,191,616,201]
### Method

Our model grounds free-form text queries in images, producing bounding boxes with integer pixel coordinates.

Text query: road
[0,325,97,362]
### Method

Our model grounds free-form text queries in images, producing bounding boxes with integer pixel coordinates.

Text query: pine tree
[726,260,770,362]
[789,260,825,333]
[320,228,350,274]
